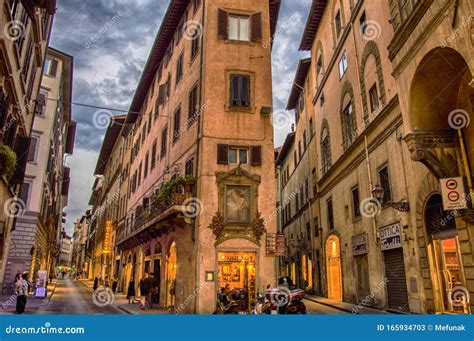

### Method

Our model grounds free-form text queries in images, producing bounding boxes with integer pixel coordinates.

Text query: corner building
[114,0,281,313]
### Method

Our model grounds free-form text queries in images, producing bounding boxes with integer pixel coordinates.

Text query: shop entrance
[166,242,177,308]
[217,252,257,308]
[425,194,469,313]
[326,235,342,300]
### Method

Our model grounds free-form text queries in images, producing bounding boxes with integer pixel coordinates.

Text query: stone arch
[360,41,387,119]
[325,232,343,301]
[339,81,357,150]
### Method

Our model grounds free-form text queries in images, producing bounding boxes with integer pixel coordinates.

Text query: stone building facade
[94,0,282,313]
[276,0,474,314]
[0,0,57,292]
[2,47,75,293]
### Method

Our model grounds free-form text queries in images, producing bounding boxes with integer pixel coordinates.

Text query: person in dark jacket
[139,273,150,310]
[15,272,29,314]
[112,278,118,293]
[126,280,136,304]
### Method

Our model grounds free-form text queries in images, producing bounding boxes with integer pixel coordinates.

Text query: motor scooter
[213,288,248,314]
[253,277,306,314]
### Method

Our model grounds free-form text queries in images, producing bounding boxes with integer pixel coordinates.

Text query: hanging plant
[0,144,16,180]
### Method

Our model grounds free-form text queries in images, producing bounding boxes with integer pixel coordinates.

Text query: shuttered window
[250,145,262,166]
[35,92,46,116]
[188,84,199,121]
[173,107,181,142]
[176,53,183,85]
[230,74,250,107]
[217,144,228,164]
[151,139,157,169]
[217,9,228,39]
[161,126,167,159]
[251,12,262,41]
[27,134,38,162]
[218,10,262,42]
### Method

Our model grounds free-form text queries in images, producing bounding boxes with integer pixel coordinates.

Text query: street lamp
[371,184,410,212]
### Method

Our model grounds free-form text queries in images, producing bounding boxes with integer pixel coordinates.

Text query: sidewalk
[0,279,58,314]
[79,279,172,315]
[305,295,391,314]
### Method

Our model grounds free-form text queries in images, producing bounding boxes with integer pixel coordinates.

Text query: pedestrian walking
[112,278,118,293]
[126,280,136,304]
[15,272,29,314]
[139,273,150,310]
[147,273,159,309]
[93,276,99,291]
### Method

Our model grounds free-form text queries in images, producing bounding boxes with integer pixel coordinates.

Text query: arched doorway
[166,241,177,308]
[326,235,342,300]
[425,194,469,313]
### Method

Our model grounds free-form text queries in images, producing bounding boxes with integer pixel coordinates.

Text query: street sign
[440,177,467,210]
[266,233,286,256]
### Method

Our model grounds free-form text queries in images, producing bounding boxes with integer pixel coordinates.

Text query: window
[161,126,167,159]
[193,0,201,12]
[309,118,314,137]
[189,84,199,122]
[191,30,200,59]
[138,162,142,186]
[399,0,418,23]
[313,217,319,237]
[230,74,250,107]
[369,83,379,112]
[303,131,307,151]
[352,186,361,217]
[185,157,195,176]
[28,134,39,162]
[35,91,47,116]
[43,57,57,77]
[144,153,149,179]
[327,198,334,230]
[176,53,183,84]
[359,11,367,35]
[19,180,31,208]
[229,147,248,164]
[342,101,356,147]
[321,127,331,174]
[294,151,297,168]
[335,10,342,38]
[338,51,348,79]
[151,140,157,170]
[173,107,181,142]
[229,15,249,41]
[311,168,317,197]
[378,166,392,203]
[316,56,323,76]
[306,222,311,241]
[304,177,309,201]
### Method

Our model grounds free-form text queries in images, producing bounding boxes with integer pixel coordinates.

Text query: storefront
[166,242,177,308]
[217,252,257,308]
[352,233,370,302]
[379,222,409,311]
[425,194,469,313]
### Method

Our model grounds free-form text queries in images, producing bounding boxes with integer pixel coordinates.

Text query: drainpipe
[194,0,206,315]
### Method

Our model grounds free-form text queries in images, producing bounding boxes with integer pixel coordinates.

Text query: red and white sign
[440,177,466,210]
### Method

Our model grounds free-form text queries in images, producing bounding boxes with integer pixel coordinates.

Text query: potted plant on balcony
[172,176,196,204]
[0,144,16,180]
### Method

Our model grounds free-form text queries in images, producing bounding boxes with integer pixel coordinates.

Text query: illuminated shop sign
[103,220,112,254]
[378,222,402,251]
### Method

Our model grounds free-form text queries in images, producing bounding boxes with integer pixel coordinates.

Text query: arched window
[331,0,346,46]
[315,41,324,87]
[320,120,332,174]
[360,41,386,119]
[340,82,357,150]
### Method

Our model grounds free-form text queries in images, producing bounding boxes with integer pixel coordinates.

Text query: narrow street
[36,277,124,315]
[304,299,349,315]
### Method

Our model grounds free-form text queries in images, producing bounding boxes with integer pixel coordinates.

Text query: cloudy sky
[51,0,311,234]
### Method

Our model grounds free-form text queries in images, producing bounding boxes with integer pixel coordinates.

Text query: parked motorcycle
[253,277,306,314]
[213,288,248,314]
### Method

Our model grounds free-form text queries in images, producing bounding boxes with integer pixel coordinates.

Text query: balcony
[116,182,194,250]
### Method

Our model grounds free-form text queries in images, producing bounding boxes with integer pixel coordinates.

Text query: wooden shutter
[62,166,71,196]
[10,135,30,184]
[50,59,58,76]
[218,9,228,39]
[217,144,228,164]
[65,121,76,154]
[158,84,165,105]
[251,145,262,166]
[251,12,263,42]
